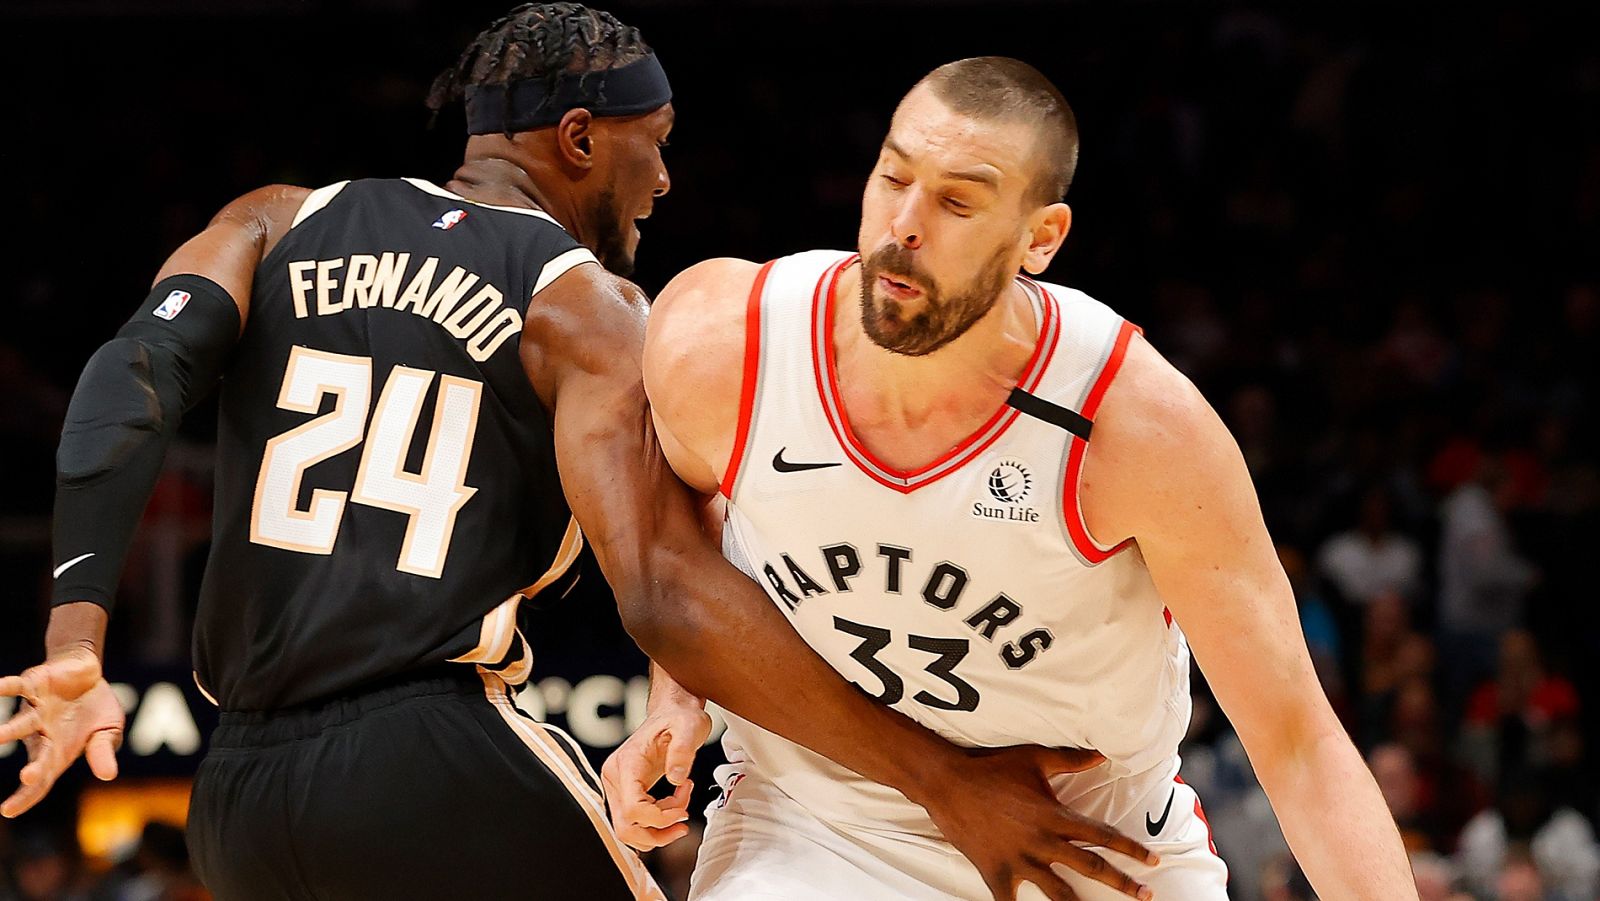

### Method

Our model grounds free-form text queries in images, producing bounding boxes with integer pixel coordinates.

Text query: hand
[921,746,1158,901]
[0,648,125,818]
[601,703,712,850]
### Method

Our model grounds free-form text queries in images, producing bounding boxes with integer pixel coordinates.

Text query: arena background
[3,1,1598,899]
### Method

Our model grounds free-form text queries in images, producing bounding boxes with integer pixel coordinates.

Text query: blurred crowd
[0,826,204,901]
[4,2,1598,899]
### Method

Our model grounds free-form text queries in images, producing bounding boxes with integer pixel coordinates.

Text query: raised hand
[0,648,125,818]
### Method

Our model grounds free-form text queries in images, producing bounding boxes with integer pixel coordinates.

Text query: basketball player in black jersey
[0,5,1157,900]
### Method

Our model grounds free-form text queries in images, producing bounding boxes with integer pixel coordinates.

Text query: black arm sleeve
[51,274,242,612]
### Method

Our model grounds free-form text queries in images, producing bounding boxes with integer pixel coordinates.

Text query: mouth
[877,273,922,301]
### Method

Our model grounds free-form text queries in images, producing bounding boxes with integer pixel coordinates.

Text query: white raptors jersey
[717,250,1193,833]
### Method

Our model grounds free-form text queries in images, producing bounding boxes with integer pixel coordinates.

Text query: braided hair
[427,3,653,135]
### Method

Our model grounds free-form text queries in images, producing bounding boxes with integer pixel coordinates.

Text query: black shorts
[186,669,661,901]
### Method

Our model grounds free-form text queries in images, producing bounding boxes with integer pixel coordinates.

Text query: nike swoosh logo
[772,448,841,473]
[53,553,95,579]
[1146,787,1176,837]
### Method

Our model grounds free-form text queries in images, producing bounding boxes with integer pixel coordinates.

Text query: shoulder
[218,184,314,224]
[1027,278,1121,322]
[150,184,314,301]
[640,258,766,491]
[1094,333,1222,466]
[212,184,316,259]
[651,257,765,322]
[1080,333,1242,540]
[516,261,651,408]
[525,260,649,365]
[644,257,764,395]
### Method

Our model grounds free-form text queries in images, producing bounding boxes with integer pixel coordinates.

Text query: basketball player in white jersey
[608,58,1419,900]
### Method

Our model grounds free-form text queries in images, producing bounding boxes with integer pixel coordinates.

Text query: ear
[1021,203,1071,275]
[555,108,597,171]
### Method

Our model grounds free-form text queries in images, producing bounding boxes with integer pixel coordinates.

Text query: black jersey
[193,178,593,711]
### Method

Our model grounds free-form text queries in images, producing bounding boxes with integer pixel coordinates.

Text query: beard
[590,186,635,278]
[857,242,1015,357]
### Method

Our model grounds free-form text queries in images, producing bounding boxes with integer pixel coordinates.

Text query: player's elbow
[58,338,172,487]
[1238,693,1348,786]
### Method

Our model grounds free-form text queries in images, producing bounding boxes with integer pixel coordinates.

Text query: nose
[654,164,671,199]
[889,195,922,250]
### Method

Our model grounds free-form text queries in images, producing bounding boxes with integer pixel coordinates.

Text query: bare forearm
[44,603,109,662]
[554,363,966,807]
[1255,729,1417,900]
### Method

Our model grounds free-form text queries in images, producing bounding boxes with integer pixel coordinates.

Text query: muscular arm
[45,185,307,656]
[1082,335,1417,900]
[522,262,965,805]
[3,186,305,819]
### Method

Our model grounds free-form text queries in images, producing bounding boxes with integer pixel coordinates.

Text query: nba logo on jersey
[432,209,468,230]
[153,290,191,320]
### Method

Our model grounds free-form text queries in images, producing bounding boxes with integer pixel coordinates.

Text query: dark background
[2,1,1598,899]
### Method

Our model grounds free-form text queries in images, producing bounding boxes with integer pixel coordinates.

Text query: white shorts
[689,764,1228,901]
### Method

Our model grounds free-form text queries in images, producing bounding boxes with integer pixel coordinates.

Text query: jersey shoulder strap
[1007,281,1138,440]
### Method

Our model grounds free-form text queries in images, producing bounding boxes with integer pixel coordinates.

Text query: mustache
[864,244,935,291]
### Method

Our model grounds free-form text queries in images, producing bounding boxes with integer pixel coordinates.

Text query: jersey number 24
[248,346,481,578]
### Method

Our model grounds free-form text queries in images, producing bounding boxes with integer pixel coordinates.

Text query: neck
[444,155,593,246]
[831,261,1038,429]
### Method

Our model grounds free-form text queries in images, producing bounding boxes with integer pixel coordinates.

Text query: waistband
[211,666,489,750]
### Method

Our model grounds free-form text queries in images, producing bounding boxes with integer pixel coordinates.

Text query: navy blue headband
[464,53,671,135]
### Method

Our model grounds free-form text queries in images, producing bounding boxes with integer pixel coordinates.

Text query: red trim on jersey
[1176,774,1220,858]
[1062,319,1138,564]
[811,256,1060,494]
[1163,606,1173,628]
[718,260,776,499]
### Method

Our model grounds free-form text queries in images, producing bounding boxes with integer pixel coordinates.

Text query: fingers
[663,726,699,785]
[0,708,40,745]
[619,821,690,851]
[1,740,59,819]
[647,822,691,846]
[617,738,666,796]
[1,781,50,819]
[0,675,29,699]
[86,729,121,781]
[979,864,1017,901]
[627,795,690,830]
[608,780,693,851]
[1035,747,1106,776]
[608,786,691,850]
[1059,815,1159,867]
[606,778,669,851]
[1047,847,1151,901]
[606,766,688,830]
[613,819,664,851]
[1021,865,1080,901]
[609,780,667,826]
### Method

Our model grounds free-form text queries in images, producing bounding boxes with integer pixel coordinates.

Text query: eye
[656,140,671,150]
[881,174,908,189]
[944,197,972,216]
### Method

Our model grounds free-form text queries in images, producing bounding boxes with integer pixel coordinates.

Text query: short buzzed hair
[918,57,1079,205]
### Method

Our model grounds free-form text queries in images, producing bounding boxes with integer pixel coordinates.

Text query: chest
[832,381,1019,474]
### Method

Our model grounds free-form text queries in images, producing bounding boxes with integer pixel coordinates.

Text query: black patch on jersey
[1006,388,1093,440]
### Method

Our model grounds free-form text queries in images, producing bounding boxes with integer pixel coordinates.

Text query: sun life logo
[987,459,1032,504]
